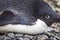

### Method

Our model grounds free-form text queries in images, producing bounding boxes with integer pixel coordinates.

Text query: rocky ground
[0,0,60,40]
[0,31,60,40]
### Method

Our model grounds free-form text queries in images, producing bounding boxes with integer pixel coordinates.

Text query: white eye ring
[45,15,50,19]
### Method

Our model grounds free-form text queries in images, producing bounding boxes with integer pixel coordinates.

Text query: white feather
[0,19,53,34]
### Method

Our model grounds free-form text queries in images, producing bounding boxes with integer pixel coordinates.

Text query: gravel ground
[0,0,60,40]
[0,31,60,40]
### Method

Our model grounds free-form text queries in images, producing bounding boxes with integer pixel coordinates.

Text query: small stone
[55,8,60,13]
[24,38,30,40]
[4,37,11,40]
[11,38,15,40]
[57,1,60,7]
[37,35,48,40]
[50,37,57,40]
[1,35,6,39]
[8,33,14,38]
[19,37,24,40]
[15,37,24,40]
[15,34,23,37]
[32,39,36,40]
[33,36,37,40]
[24,35,33,39]
[57,33,60,38]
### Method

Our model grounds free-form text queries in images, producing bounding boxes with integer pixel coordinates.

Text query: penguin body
[0,0,37,25]
[0,0,60,34]
[0,19,53,34]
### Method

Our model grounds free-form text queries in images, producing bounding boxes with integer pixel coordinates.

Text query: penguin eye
[45,15,50,19]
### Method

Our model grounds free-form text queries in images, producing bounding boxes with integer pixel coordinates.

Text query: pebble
[1,35,6,39]
[8,33,14,38]
[57,33,60,38]
[33,36,37,40]
[57,1,60,7]
[15,34,23,37]
[37,35,48,40]
[0,32,59,40]
[24,35,34,39]
[55,8,60,14]
[4,37,11,40]
[50,37,57,40]
[19,37,24,40]
[24,38,30,40]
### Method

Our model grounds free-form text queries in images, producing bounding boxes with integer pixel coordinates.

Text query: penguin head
[0,0,60,27]
[34,0,60,26]
[37,10,60,26]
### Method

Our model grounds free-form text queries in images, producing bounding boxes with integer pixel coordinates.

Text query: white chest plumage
[0,19,53,34]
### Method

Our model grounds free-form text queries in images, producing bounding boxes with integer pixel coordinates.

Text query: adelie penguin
[0,0,60,35]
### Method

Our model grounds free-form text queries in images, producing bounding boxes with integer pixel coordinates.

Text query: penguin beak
[52,11,60,23]
[55,15,60,22]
